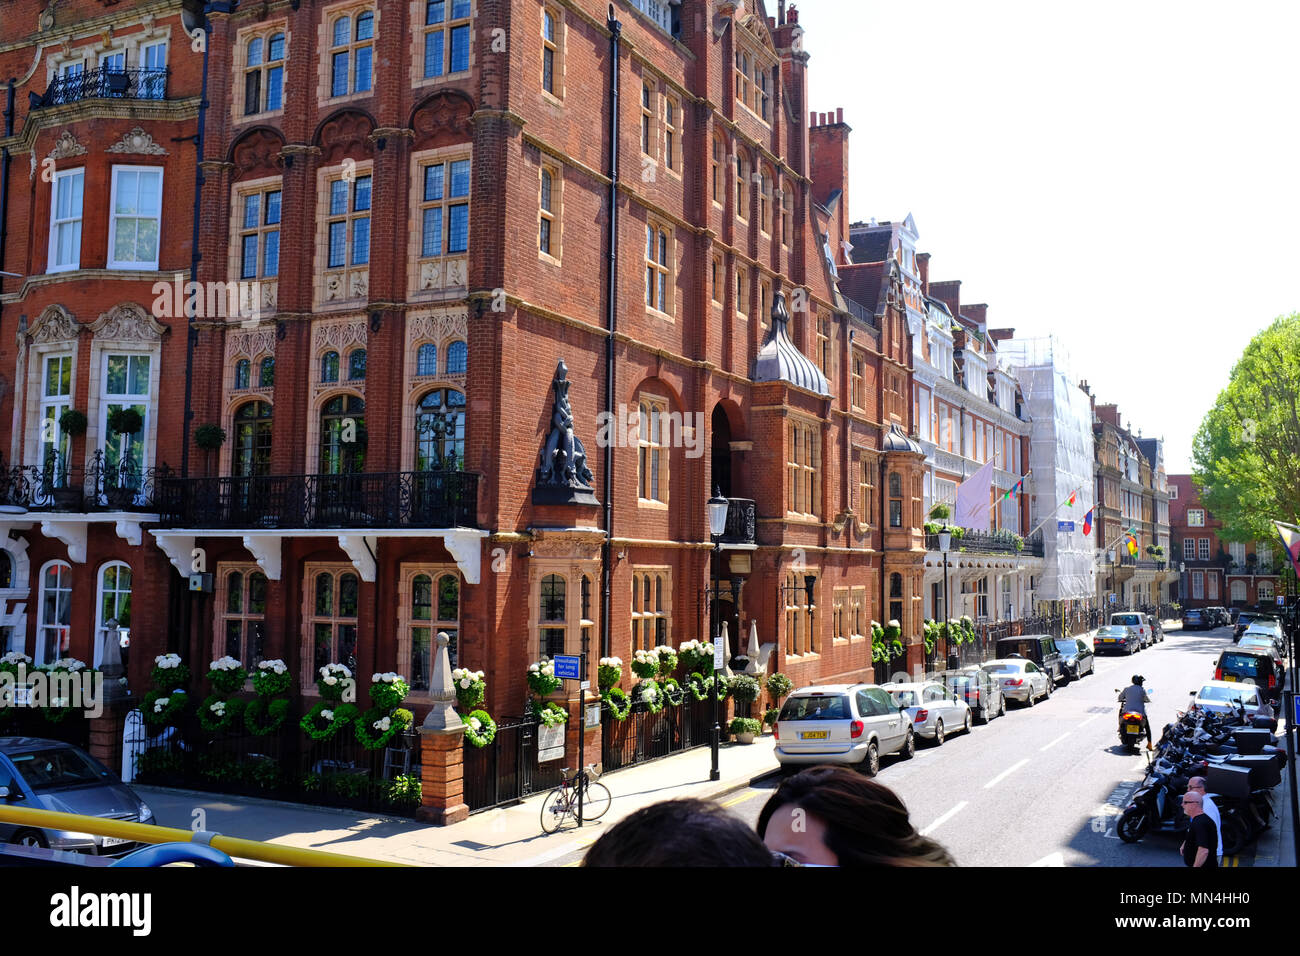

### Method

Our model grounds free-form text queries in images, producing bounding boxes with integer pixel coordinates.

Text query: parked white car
[883,681,972,745]
[1190,680,1266,718]
[982,658,1051,706]
[773,684,915,775]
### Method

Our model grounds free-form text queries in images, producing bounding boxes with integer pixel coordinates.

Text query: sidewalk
[134,737,781,866]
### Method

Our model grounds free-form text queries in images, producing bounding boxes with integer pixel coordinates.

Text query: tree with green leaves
[1192,313,1300,543]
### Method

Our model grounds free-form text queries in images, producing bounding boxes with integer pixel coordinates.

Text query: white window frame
[1198,538,1210,561]
[94,561,132,670]
[98,352,153,476]
[1187,508,1205,527]
[37,560,73,667]
[107,165,164,271]
[48,168,85,273]
[1191,570,1204,599]
[1183,538,1195,561]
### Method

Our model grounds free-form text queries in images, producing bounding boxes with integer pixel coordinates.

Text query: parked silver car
[941,666,1006,724]
[1190,680,1266,718]
[883,681,973,745]
[0,737,155,855]
[983,658,1051,706]
[774,684,915,775]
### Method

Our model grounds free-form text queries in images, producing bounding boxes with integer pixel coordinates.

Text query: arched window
[234,359,251,390]
[319,394,366,474]
[223,568,267,670]
[404,569,460,693]
[38,561,72,666]
[445,341,467,375]
[244,32,285,115]
[309,568,359,675]
[233,401,273,477]
[95,561,132,671]
[348,348,366,380]
[415,388,465,469]
[540,573,566,659]
[259,356,275,388]
[321,351,340,383]
[0,551,11,589]
[416,343,437,376]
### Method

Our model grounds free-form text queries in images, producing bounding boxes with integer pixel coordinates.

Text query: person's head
[1131,675,1145,686]
[756,766,955,867]
[582,798,774,867]
[1187,776,1207,795]
[1182,792,1204,818]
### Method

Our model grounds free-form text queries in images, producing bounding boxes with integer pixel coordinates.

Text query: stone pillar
[417,632,469,826]
[87,699,129,772]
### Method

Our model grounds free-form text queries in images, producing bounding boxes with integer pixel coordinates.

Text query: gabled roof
[837,261,887,317]
[848,229,892,264]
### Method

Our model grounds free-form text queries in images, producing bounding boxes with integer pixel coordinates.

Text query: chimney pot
[836,107,843,124]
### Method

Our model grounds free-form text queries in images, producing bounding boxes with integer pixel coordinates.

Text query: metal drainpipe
[599,6,621,660]
[1,80,14,342]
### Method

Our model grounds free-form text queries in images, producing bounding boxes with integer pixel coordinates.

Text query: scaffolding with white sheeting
[1000,336,1097,603]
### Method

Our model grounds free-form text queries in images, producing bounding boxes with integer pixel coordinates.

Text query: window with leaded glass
[330,10,374,97]
[321,351,340,383]
[540,573,566,659]
[419,158,470,259]
[326,174,370,268]
[319,394,365,474]
[309,568,360,680]
[348,348,366,381]
[238,187,281,279]
[416,343,438,376]
[415,388,465,469]
[243,31,285,115]
[404,572,460,691]
[232,401,273,478]
[422,0,471,79]
[221,568,266,672]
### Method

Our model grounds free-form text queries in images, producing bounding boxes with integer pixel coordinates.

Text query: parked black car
[994,635,1067,686]
[1052,637,1095,681]
[1215,648,1283,702]
[1182,608,1207,631]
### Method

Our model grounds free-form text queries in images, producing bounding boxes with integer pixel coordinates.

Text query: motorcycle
[1119,710,1147,751]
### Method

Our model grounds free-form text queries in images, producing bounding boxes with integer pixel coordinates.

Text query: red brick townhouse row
[0,0,931,741]
[1169,475,1282,610]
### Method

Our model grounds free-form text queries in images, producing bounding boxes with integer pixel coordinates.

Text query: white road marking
[1029,851,1065,866]
[920,801,968,837]
[1078,713,1104,728]
[983,758,1029,789]
[1041,732,1071,751]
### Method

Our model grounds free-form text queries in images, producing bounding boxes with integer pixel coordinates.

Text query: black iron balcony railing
[720,497,756,545]
[925,529,1044,557]
[1118,555,1161,570]
[36,67,169,108]
[0,452,168,513]
[155,470,480,530]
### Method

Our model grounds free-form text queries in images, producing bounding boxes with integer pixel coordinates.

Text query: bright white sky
[791,0,1300,474]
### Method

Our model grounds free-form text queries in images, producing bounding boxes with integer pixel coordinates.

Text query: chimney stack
[916,252,930,293]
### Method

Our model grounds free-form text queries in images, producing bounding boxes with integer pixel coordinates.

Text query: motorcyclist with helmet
[1118,674,1152,751]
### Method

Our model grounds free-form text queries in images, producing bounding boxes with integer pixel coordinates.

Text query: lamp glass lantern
[707,488,729,538]
[938,524,952,553]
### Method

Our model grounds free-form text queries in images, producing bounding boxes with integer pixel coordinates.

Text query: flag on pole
[954,458,996,531]
[1002,477,1023,501]
[1125,531,1139,557]
[1082,508,1093,536]
[1066,489,1077,507]
[1275,520,1300,577]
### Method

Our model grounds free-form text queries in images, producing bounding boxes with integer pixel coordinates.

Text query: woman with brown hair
[757,766,955,866]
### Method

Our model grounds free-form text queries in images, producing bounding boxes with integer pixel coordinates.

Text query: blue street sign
[553,655,581,680]
[1057,521,1075,532]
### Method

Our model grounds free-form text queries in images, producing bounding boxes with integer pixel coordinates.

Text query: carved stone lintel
[90,303,169,342]
[48,130,88,160]
[27,305,82,345]
[106,127,168,156]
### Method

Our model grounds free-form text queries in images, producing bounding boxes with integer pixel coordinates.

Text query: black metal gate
[463,715,565,814]
[600,695,712,773]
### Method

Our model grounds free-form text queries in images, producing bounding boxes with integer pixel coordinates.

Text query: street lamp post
[706,488,729,783]
[938,524,952,663]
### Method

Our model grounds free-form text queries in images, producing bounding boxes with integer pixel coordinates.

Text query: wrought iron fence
[462,714,564,814]
[38,67,169,107]
[130,715,423,818]
[601,694,713,773]
[0,452,169,512]
[155,469,480,529]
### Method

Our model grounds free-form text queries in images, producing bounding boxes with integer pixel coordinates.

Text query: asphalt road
[717,623,1272,867]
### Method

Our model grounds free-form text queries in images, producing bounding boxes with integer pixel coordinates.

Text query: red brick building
[1169,475,1282,610]
[0,0,202,693]
[3,0,929,747]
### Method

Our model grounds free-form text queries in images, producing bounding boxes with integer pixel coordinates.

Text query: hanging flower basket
[602,686,631,720]
[463,710,497,748]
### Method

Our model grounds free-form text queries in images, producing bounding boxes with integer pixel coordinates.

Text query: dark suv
[994,635,1067,686]
[1214,648,1282,702]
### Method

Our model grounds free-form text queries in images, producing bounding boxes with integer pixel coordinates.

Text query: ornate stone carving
[406,308,468,347]
[27,305,82,344]
[420,261,442,291]
[90,303,168,342]
[316,111,374,164]
[445,257,467,288]
[533,360,598,506]
[225,327,277,360]
[311,318,367,355]
[231,129,286,181]
[48,130,87,160]
[412,92,474,150]
[106,127,167,156]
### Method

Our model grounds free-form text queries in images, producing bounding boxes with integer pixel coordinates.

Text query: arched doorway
[711,405,732,497]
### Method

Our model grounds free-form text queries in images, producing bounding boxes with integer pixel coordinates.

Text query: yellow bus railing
[0,805,409,867]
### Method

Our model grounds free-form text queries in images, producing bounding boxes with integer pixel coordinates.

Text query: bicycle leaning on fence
[540,764,612,833]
